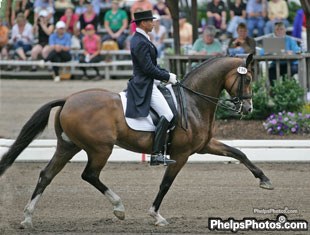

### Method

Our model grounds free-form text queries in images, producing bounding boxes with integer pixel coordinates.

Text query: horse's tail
[0,99,66,177]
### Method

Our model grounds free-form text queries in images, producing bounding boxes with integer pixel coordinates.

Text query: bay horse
[0,54,273,228]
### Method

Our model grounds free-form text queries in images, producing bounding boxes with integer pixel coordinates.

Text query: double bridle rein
[177,65,253,114]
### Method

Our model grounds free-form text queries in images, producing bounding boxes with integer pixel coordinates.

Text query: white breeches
[150,82,174,122]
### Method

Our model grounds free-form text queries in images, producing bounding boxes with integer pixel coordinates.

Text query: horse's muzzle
[238,99,253,115]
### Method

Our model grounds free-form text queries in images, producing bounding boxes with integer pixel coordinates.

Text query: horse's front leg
[149,155,188,226]
[205,138,273,190]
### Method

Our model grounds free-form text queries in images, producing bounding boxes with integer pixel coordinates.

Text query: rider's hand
[168,73,177,85]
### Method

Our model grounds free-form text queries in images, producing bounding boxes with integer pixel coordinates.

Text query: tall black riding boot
[150,116,176,166]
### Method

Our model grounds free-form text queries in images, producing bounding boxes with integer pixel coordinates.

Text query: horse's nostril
[248,107,252,113]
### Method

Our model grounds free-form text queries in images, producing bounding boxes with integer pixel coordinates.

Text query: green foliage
[215,78,305,121]
[245,78,271,120]
[270,79,305,113]
[288,2,301,23]
[215,91,239,120]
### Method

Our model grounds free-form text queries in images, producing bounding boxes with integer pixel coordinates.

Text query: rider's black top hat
[133,10,156,22]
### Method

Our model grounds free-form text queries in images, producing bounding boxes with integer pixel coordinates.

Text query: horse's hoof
[260,180,274,190]
[113,210,125,220]
[155,219,169,226]
[20,219,33,229]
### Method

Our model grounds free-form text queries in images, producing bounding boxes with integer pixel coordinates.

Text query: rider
[125,10,177,166]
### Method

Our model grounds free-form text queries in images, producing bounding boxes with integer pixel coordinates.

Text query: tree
[300,0,310,51]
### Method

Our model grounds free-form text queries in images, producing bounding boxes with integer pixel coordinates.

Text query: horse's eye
[244,76,251,84]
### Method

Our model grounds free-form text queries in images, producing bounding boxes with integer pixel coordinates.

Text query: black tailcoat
[125,32,170,118]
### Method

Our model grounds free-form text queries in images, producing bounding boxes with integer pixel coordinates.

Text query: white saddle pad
[120,84,177,131]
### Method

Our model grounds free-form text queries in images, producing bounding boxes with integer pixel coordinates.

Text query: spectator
[246,0,267,37]
[191,25,222,56]
[34,0,54,25]
[292,10,307,51]
[150,14,166,58]
[227,22,256,56]
[60,7,80,35]
[30,10,54,71]
[91,0,102,16]
[130,0,153,20]
[10,0,27,26]
[102,0,128,49]
[153,0,172,34]
[262,22,301,86]
[264,0,289,34]
[54,0,74,10]
[206,0,227,31]
[10,12,34,61]
[75,0,87,16]
[79,0,98,37]
[130,7,143,36]
[0,16,9,60]
[179,12,192,50]
[226,0,246,38]
[79,24,102,80]
[45,21,72,82]
[0,0,10,26]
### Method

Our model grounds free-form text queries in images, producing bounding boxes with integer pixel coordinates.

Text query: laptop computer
[262,37,286,55]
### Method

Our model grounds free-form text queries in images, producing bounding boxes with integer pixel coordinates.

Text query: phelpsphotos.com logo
[208,214,308,233]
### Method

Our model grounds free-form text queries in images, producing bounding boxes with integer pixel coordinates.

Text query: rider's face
[143,20,154,33]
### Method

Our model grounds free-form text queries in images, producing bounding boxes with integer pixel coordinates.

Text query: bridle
[177,64,253,114]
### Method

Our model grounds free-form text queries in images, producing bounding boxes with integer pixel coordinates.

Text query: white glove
[168,73,177,85]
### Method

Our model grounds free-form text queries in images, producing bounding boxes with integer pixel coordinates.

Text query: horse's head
[224,54,253,115]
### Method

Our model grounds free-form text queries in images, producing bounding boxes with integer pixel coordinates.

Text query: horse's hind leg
[206,138,273,190]
[21,141,80,228]
[81,147,125,220]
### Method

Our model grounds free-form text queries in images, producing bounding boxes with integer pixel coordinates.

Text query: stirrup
[150,153,176,166]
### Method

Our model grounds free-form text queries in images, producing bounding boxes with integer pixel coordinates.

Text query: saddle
[119,84,178,132]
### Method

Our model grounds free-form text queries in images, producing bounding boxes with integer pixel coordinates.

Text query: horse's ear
[245,53,254,68]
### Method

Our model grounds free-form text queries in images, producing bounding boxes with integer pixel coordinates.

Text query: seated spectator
[10,0,26,26]
[45,21,72,82]
[228,23,256,56]
[102,0,128,49]
[150,15,166,58]
[153,0,172,34]
[130,0,153,20]
[11,0,33,26]
[226,0,246,38]
[34,0,54,25]
[79,24,102,80]
[191,25,222,56]
[10,12,34,61]
[261,22,301,86]
[0,16,9,60]
[206,0,227,32]
[246,0,266,37]
[179,12,193,51]
[54,0,74,10]
[265,0,289,35]
[91,0,102,16]
[75,0,87,16]
[60,7,79,35]
[79,0,98,37]
[30,10,54,71]
[0,0,10,26]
